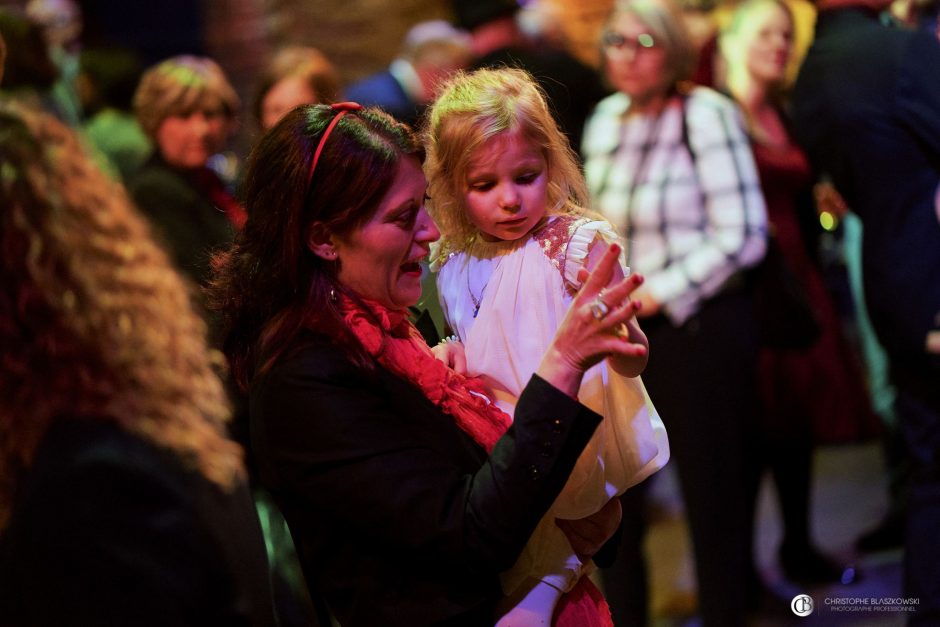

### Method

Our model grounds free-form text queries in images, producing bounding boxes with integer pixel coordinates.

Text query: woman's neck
[726,71,790,146]
[726,71,770,116]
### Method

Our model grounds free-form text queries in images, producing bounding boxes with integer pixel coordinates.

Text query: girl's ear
[307,221,339,261]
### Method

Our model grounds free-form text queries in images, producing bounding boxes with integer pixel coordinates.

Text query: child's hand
[608,274,650,377]
[430,335,467,374]
[632,287,660,318]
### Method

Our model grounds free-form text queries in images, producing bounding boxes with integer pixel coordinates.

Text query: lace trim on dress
[532,215,593,295]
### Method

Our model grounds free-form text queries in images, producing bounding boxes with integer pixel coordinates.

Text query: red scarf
[194,166,247,230]
[337,294,510,451]
[338,294,613,627]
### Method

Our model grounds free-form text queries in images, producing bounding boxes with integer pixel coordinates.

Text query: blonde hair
[134,55,240,139]
[606,0,698,87]
[719,0,794,95]
[424,67,593,253]
[0,103,244,529]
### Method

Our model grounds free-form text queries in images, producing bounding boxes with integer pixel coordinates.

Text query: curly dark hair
[0,103,243,529]
[209,104,424,390]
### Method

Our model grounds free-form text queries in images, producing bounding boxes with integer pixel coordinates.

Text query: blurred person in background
[582,0,768,624]
[130,55,244,295]
[253,45,340,132]
[345,19,472,128]
[77,45,151,183]
[25,0,84,126]
[0,101,275,627]
[791,0,940,618]
[0,8,61,117]
[720,0,878,590]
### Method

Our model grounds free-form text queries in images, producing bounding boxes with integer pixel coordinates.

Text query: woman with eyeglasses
[582,0,768,625]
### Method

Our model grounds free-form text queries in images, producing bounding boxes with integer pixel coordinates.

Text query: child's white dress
[434,215,670,614]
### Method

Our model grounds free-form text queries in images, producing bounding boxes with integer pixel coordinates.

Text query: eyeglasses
[602,31,658,56]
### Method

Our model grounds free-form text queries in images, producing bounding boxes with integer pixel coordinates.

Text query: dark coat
[344,70,422,128]
[0,419,276,626]
[791,7,940,363]
[129,154,236,289]
[249,332,602,626]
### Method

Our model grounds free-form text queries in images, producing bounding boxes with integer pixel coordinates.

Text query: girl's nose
[498,185,521,211]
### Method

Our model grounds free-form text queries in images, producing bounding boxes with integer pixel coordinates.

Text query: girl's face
[737,2,793,87]
[462,129,549,243]
[603,12,671,105]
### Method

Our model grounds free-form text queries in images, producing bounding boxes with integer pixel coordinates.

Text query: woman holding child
[211,101,648,625]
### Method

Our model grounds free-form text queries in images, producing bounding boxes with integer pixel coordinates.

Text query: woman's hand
[814,181,848,219]
[538,243,646,397]
[430,336,467,374]
[556,498,623,563]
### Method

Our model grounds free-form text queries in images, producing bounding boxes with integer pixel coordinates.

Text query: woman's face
[261,75,318,131]
[155,105,229,169]
[332,157,439,309]
[603,12,670,105]
[737,2,793,87]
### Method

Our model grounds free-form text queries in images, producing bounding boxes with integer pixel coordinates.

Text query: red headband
[306,102,364,188]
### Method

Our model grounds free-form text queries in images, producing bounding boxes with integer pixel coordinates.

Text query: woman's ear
[306,221,339,261]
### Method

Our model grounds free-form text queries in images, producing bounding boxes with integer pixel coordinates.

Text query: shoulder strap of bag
[677,93,709,214]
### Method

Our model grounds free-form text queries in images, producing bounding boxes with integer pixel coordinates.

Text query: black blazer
[0,419,276,626]
[250,333,602,626]
[129,154,236,290]
[791,7,940,361]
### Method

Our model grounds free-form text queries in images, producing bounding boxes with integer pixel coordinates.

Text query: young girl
[425,67,669,626]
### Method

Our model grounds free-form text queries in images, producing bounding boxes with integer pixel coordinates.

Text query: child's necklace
[467,257,502,318]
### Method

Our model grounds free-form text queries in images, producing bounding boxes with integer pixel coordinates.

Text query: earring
[329,287,337,303]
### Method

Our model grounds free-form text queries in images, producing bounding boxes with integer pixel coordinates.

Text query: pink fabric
[553,577,614,627]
